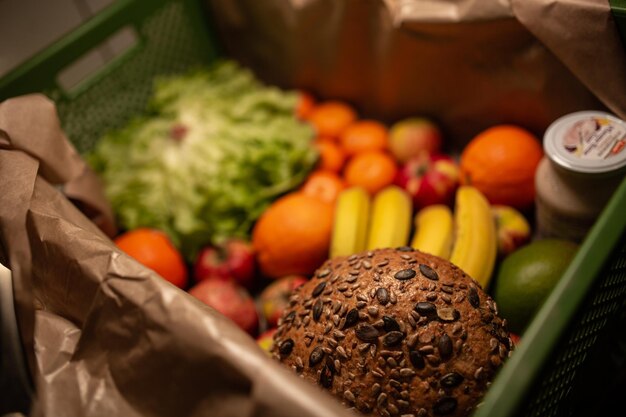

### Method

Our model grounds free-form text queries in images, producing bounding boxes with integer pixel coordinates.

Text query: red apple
[194,238,256,288]
[259,275,308,327]
[395,152,460,209]
[389,117,443,164]
[189,279,259,336]
[492,205,532,257]
[256,328,278,354]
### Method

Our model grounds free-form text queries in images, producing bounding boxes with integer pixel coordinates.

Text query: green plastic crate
[1,1,625,416]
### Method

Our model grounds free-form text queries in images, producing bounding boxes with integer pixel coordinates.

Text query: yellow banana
[330,187,371,258]
[411,204,454,259]
[449,186,497,288]
[366,185,413,251]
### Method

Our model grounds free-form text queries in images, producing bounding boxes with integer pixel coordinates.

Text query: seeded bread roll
[271,247,512,417]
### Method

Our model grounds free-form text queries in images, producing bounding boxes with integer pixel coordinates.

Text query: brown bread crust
[271,247,512,417]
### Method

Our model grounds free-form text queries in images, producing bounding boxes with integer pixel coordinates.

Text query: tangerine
[460,125,543,209]
[339,120,388,156]
[308,101,357,138]
[296,91,316,120]
[314,138,346,173]
[344,151,398,195]
[301,170,346,204]
[252,192,333,278]
[114,228,188,288]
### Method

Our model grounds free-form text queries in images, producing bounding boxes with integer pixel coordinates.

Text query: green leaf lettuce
[89,61,317,259]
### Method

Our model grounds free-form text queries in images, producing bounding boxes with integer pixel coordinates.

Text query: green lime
[493,239,578,334]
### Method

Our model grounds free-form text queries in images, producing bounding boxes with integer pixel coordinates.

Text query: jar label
[562,116,626,160]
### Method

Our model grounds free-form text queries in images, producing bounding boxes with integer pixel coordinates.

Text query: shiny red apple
[389,117,443,164]
[189,278,259,336]
[194,238,256,288]
[259,275,308,327]
[396,152,460,209]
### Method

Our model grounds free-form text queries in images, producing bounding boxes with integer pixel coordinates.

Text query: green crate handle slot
[0,0,213,101]
[57,28,145,100]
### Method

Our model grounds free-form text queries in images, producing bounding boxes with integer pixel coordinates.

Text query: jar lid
[544,111,626,174]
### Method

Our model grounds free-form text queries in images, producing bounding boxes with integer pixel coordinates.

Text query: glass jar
[535,111,626,242]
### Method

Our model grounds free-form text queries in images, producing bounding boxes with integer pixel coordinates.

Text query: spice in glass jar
[535,111,626,242]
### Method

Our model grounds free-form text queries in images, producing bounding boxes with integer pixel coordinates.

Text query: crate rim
[474,176,626,417]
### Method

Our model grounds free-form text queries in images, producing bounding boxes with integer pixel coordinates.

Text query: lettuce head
[89,61,317,259]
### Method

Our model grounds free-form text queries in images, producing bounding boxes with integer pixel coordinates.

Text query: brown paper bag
[207,0,626,145]
[0,95,353,417]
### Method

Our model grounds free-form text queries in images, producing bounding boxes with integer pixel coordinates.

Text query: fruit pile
[110,91,579,350]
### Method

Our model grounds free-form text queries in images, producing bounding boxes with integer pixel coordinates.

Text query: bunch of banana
[410,185,497,288]
[330,185,412,258]
[331,184,497,289]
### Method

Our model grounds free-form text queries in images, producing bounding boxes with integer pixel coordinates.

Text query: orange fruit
[296,91,316,120]
[314,138,346,173]
[308,101,357,138]
[252,192,334,278]
[344,151,398,195]
[339,120,388,156]
[301,170,346,204]
[460,125,543,209]
[114,228,188,288]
